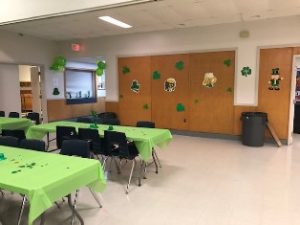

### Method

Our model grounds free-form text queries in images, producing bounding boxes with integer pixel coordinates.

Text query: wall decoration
[241,66,252,77]
[268,68,283,90]
[176,103,185,112]
[164,78,176,92]
[96,61,106,76]
[131,80,140,93]
[194,99,199,104]
[153,71,161,80]
[175,61,184,71]
[202,72,217,88]
[50,56,66,72]
[224,59,231,67]
[226,87,233,93]
[143,104,149,110]
[52,88,60,96]
[122,66,130,74]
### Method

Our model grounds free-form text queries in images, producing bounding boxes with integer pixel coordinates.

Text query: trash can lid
[241,112,268,117]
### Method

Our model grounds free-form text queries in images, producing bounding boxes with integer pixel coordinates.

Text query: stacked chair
[0,111,5,117]
[8,112,20,118]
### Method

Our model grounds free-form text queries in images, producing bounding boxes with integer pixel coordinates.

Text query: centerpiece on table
[90,110,98,129]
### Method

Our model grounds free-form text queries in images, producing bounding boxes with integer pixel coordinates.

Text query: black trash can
[241,112,268,147]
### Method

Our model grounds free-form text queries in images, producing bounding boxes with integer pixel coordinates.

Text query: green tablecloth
[0,146,106,225]
[0,117,33,133]
[26,121,173,161]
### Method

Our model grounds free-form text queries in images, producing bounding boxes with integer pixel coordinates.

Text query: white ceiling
[1,0,300,41]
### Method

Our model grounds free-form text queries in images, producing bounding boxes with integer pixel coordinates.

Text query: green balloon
[96,68,103,76]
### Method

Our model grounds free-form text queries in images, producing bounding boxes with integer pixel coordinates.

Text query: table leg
[67,194,84,225]
[46,132,50,150]
[17,196,26,225]
[39,212,46,225]
[89,188,102,208]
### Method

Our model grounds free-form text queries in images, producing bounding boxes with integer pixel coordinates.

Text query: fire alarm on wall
[71,43,81,52]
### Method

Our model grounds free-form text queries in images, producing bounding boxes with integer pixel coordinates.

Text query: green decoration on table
[194,99,199,104]
[175,61,184,71]
[0,153,7,161]
[143,104,150,110]
[224,59,232,67]
[108,125,114,131]
[226,87,233,93]
[241,66,252,77]
[131,80,140,93]
[52,88,60,96]
[176,103,185,112]
[96,61,106,76]
[90,110,98,128]
[153,71,161,80]
[122,66,130,74]
[50,56,66,72]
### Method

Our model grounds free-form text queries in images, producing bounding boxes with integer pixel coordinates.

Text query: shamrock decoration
[131,80,140,93]
[50,56,66,72]
[143,104,149,110]
[175,61,184,71]
[224,59,231,67]
[122,66,130,74]
[153,71,161,80]
[96,61,106,76]
[226,87,233,93]
[241,67,252,77]
[194,99,199,104]
[176,103,185,112]
[52,88,60,96]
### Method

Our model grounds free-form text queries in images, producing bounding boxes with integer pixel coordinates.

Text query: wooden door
[151,54,190,130]
[189,51,235,134]
[258,48,293,139]
[118,57,152,126]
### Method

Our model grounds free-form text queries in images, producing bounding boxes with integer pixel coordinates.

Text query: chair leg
[89,188,102,208]
[113,157,121,174]
[67,194,84,225]
[153,149,162,168]
[39,212,46,225]
[17,196,26,225]
[71,190,79,225]
[152,152,159,174]
[126,160,136,194]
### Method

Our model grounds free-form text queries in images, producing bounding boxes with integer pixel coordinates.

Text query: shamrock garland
[175,61,184,71]
[122,66,130,74]
[241,67,252,77]
[153,71,161,80]
[176,103,185,112]
[50,56,66,72]
[96,61,106,76]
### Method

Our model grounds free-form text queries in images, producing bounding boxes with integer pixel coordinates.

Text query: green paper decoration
[122,66,130,74]
[226,87,233,93]
[269,68,283,90]
[241,66,252,77]
[153,71,161,80]
[143,104,149,110]
[96,61,106,76]
[50,56,66,72]
[52,88,60,96]
[224,59,231,67]
[176,103,185,112]
[194,99,199,104]
[175,61,184,71]
[131,80,140,93]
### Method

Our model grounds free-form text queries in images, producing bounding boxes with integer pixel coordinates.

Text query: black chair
[104,130,140,194]
[0,136,19,147]
[27,112,40,125]
[0,111,5,117]
[98,112,117,119]
[77,117,92,123]
[1,129,26,140]
[78,128,106,156]
[19,139,46,151]
[56,126,77,149]
[136,121,161,173]
[8,112,20,118]
[99,118,120,125]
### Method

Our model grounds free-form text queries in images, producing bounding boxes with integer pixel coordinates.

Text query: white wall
[19,65,31,82]
[0,64,21,113]
[59,16,300,105]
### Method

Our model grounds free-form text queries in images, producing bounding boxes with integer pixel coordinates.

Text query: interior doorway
[19,65,43,121]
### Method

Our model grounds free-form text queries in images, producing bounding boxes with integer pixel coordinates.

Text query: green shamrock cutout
[143,104,149,110]
[131,80,140,93]
[175,61,184,71]
[50,56,66,72]
[153,71,161,80]
[226,87,233,93]
[224,59,231,67]
[52,88,60,96]
[176,103,185,112]
[122,66,130,74]
[241,67,252,77]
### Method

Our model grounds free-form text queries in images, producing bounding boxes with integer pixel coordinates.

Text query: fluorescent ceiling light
[99,16,132,28]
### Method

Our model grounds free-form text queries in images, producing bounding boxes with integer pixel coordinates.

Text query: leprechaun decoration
[131,80,140,93]
[268,68,283,90]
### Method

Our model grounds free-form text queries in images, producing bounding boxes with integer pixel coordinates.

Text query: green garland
[96,61,106,76]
